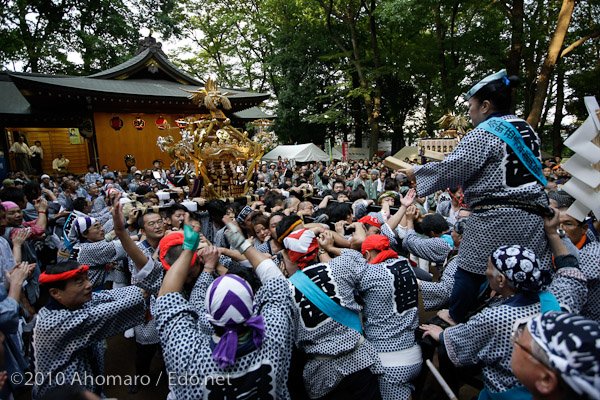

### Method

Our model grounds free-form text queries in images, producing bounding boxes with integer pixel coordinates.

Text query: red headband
[361,234,390,254]
[361,235,398,264]
[39,265,89,285]
[358,216,381,229]
[159,232,198,270]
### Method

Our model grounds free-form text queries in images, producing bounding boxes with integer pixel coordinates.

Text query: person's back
[402,212,454,265]
[403,70,551,324]
[154,219,296,400]
[290,249,383,399]
[420,226,588,398]
[578,230,600,322]
[156,272,295,399]
[359,235,421,399]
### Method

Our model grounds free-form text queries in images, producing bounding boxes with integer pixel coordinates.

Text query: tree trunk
[526,0,575,130]
[424,90,434,135]
[551,64,565,157]
[506,0,524,77]
[366,0,382,158]
[434,2,451,110]
[507,0,524,111]
[350,71,364,148]
[347,10,379,157]
[391,114,407,154]
[539,72,555,130]
[319,0,377,151]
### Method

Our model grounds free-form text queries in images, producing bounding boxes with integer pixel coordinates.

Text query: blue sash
[62,214,75,251]
[539,291,561,313]
[440,234,455,248]
[478,117,547,186]
[479,385,532,400]
[289,270,363,334]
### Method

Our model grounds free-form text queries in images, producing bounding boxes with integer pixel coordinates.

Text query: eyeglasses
[511,322,553,370]
[146,219,165,228]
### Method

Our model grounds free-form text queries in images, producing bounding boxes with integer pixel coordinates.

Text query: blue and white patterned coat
[155,270,296,400]
[32,286,146,399]
[69,240,127,289]
[414,114,551,275]
[440,256,587,394]
[291,249,383,399]
[420,257,458,311]
[402,229,453,265]
[579,230,600,322]
[359,256,421,399]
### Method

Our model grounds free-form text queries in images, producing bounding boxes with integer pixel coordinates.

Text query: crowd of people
[0,70,598,400]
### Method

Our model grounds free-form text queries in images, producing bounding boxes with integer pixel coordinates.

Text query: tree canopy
[2,0,598,156]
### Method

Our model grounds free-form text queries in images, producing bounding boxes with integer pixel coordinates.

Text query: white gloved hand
[225,223,252,253]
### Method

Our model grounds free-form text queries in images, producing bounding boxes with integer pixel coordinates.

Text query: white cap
[41,174,50,180]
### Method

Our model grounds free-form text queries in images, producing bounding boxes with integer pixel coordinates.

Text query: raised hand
[11,229,31,247]
[111,193,126,233]
[405,205,419,221]
[34,197,48,212]
[400,189,417,208]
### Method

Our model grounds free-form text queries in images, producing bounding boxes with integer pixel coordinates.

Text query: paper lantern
[133,117,146,130]
[110,116,123,130]
[155,116,168,130]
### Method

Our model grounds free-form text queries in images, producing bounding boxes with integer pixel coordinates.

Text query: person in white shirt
[9,135,32,175]
[29,140,44,174]
[52,153,70,175]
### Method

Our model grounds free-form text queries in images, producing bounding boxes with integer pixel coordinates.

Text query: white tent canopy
[331,147,343,160]
[262,143,332,162]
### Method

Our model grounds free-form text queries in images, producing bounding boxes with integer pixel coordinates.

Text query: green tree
[0,0,179,74]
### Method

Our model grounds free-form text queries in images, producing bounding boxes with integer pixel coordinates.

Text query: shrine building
[0,36,270,176]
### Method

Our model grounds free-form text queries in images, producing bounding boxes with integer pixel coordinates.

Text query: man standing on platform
[9,135,32,175]
[29,140,44,175]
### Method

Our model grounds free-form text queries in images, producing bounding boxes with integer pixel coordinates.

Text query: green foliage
[1,0,599,154]
[0,0,179,74]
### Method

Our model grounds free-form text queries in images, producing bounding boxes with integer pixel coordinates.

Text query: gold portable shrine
[157,79,271,199]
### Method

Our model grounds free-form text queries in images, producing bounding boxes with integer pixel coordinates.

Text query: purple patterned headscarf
[67,216,97,245]
[205,275,265,368]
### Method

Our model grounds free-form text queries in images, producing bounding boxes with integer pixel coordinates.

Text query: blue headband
[465,69,507,100]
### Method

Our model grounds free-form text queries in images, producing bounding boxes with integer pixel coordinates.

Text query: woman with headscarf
[420,210,589,400]
[67,215,127,290]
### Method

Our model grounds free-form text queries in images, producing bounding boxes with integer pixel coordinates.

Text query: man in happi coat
[32,261,149,399]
